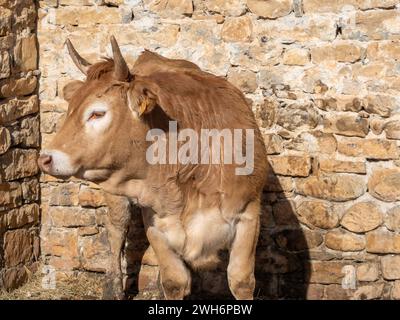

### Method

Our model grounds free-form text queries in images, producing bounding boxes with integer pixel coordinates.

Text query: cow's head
[38,37,155,185]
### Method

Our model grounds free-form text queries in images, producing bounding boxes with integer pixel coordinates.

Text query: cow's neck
[99,170,184,217]
[99,176,147,205]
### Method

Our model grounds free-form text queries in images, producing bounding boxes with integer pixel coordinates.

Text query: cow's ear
[128,73,189,122]
[127,79,158,117]
[63,80,84,102]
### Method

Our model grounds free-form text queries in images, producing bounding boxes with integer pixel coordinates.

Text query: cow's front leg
[227,200,260,300]
[146,227,191,299]
[142,208,191,300]
[102,193,131,300]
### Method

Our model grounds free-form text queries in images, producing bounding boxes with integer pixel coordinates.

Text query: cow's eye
[88,111,106,121]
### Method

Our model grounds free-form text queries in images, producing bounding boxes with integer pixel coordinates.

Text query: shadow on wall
[122,163,310,300]
[254,165,311,300]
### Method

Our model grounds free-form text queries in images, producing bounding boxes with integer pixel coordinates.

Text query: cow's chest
[153,208,236,269]
[183,209,235,268]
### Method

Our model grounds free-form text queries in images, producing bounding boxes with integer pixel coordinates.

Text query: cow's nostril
[38,154,52,170]
[43,156,52,166]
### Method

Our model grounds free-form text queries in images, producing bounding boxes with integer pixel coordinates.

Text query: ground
[0,266,162,300]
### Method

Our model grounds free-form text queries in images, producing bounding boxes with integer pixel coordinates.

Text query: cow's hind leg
[227,200,260,300]
[102,193,131,300]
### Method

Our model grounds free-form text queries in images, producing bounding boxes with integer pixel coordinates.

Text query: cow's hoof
[102,276,125,300]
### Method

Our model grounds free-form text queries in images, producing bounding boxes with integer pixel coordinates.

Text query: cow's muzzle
[37,149,76,178]
[38,153,52,173]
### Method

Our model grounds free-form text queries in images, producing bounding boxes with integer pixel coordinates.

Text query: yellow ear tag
[139,97,148,117]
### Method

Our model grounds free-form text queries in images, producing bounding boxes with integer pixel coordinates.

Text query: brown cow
[38,37,268,300]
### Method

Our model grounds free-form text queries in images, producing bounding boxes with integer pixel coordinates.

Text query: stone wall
[0,0,40,290]
[36,0,400,299]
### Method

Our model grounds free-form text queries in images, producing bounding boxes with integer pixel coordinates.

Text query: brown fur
[39,46,267,300]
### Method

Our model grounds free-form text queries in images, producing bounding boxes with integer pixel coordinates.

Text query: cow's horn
[65,39,91,75]
[110,36,130,81]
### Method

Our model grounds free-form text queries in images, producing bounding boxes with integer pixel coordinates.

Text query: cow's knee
[227,266,255,300]
[160,265,191,300]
